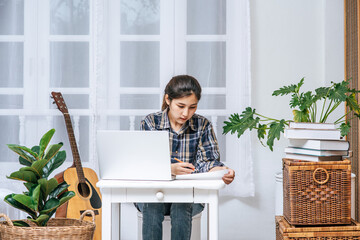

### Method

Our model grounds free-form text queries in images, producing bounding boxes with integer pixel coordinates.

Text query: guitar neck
[64,113,86,183]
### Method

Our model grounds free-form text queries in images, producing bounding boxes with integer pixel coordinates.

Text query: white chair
[137,212,202,240]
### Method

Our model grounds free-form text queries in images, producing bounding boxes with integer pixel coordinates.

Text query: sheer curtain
[94,0,253,197]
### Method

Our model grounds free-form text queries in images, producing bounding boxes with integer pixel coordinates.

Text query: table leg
[207,191,219,240]
[112,203,120,240]
[102,189,112,240]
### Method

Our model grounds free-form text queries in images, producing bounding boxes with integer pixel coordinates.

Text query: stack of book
[284,122,350,162]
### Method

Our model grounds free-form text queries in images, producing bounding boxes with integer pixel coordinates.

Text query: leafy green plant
[3,129,75,227]
[223,78,360,151]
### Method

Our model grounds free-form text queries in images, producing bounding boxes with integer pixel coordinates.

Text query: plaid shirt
[140,109,224,173]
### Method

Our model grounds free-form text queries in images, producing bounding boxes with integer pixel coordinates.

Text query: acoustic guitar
[51,92,102,240]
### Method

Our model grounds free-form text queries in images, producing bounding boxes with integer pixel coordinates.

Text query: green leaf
[272,84,297,96]
[38,178,58,200]
[7,144,38,165]
[24,182,36,191]
[340,122,351,136]
[346,93,360,114]
[12,194,36,212]
[42,151,66,178]
[40,198,60,214]
[257,124,267,140]
[273,78,304,96]
[7,170,38,183]
[298,91,315,111]
[314,86,330,100]
[292,109,310,122]
[49,181,70,199]
[30,214,50,227]
[4,194,37,218]
[19,146,40,166]
[328,81,348,102]
[39,129,55,159]
[223,107,259,138]
[19,157,32,167]
[13,220,30,227]
[266,120,286,151]
[58,191,75,206]
[295,78,305,92]
[31,146,40,155]
[31,144,63,178]
[289,93,300,108]
[20,166,41,178]
[43,143,63,161]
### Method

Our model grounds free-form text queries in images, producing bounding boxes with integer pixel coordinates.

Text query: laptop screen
[97,130,173,181]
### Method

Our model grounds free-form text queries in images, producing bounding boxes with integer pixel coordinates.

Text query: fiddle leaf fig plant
[3,129,75,227]
[223,78,360,151]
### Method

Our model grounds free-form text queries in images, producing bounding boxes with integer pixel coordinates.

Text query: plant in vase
[3,128,75,226]
[223,78,360,150]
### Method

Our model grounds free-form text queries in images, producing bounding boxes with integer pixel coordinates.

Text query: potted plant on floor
[0,129,95,240]
[223,78,360,150]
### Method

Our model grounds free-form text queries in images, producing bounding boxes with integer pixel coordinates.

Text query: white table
[96,179,226,240]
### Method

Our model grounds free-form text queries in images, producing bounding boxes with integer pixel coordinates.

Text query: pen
[174,157,195,170]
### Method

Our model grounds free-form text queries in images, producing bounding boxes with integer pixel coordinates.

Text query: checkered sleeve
[195,121,224,173]
[140,115,155,131]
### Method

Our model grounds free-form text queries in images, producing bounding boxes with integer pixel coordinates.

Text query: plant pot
[0,210,96,240]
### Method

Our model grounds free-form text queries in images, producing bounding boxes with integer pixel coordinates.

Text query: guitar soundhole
[78,182,90,198]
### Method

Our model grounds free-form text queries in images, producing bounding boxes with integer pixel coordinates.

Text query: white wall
[118,1,345,239]
[216,0,344,239]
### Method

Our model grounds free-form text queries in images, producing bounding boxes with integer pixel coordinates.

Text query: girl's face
[166,93,198,128]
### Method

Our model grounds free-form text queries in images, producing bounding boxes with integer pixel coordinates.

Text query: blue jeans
[135,203,204,240]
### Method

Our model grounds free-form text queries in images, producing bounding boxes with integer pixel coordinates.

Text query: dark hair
[161,75,202,111]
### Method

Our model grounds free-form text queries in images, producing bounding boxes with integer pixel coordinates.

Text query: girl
[136,75,235,240]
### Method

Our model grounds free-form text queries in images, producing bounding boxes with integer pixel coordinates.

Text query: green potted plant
[223,78,360,150]
[3,128,75,227]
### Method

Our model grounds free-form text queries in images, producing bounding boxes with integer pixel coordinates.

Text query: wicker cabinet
[283,158,351,225]
[276,216,360,240]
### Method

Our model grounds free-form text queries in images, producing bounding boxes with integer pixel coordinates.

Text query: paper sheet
[175,169,228,180]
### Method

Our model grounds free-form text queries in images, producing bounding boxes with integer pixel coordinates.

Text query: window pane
[198,94,225,109]
[50,0,90,35]
[0,0,24,35]
[49,94,88,109]
[0,42,23,87]
[120,42,159,87]
[119,116,144,130]
[52,116,89,163]
[120,94,159,109]
[50,42,89,87]
[0,116,19,162]
[120,0,160,35]
[187,42,226,87]
[187,0,226,35]
[0,95,23,109]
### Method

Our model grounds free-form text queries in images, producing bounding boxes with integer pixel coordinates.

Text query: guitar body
[56,167,102,240]
[64,167,102,240]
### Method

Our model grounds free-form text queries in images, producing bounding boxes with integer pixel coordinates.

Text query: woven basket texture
[0,210,95,240]
[276,216,360,240]
[283,158,351,226]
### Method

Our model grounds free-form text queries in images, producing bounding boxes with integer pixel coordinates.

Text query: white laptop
[97,130,173,181]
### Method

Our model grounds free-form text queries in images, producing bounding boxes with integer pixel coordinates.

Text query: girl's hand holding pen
[171,158,195,175]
